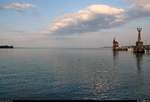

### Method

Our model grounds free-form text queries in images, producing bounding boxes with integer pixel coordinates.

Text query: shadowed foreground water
[0,48,150,100]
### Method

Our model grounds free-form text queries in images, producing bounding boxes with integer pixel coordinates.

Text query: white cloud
[49,4,125,35]
[0,2,34,11]
[86,5,124,15]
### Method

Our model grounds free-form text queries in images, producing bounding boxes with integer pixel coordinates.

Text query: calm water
[0,48,150,100]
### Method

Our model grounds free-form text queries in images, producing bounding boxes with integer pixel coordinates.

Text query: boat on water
[0,45,14,48]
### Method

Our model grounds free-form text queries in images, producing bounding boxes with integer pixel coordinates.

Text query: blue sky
[0,0,150,48]
[0,0,127,31]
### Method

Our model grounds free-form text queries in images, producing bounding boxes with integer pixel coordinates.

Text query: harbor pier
[112,27,150,53]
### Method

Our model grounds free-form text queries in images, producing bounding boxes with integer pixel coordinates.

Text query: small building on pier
[112,38,128,51]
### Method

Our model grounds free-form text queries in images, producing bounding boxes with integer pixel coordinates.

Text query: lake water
[0,48,150,100]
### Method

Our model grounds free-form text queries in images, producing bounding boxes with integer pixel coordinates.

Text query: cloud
[123,0,150,24]
[49,5,125,35]
[127,0,150,10]
[0,2,35,11]
[49,0,150,35]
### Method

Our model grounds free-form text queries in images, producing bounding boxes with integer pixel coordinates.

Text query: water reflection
[112,51,119,67]
[113,51,119,60]
[112,50,144,73]
[134,53,144,73]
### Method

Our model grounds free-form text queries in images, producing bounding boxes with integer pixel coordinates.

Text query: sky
[0,0,150,48]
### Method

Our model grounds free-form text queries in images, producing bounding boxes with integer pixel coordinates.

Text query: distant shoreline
[0,47,112,49]
[0,46,114,49]
[0,45,14,49]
